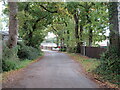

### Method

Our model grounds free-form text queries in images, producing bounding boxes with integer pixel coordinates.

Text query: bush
[2,42,42,72]
[2,44,20,71]
[67,47,76,53]
[17,42,41,60]
[60,47,67,52]
[94,46,120,85]
[99,46,120,74]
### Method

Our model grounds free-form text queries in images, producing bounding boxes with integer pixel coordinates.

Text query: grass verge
[2,55,44,84]
[16,59,33,69]
[67,53,100,72]
[66,52,119,88]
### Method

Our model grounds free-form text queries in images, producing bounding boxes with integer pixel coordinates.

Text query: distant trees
[41,2,108,52]
[55,2,108,52]
[7,2,119,52]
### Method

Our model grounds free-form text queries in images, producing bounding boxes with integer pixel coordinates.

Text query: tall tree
[8,2,18,48]
[73,10,81,53]
[66,2,82,53]
[109,2,120,49]
[17,2,54,48]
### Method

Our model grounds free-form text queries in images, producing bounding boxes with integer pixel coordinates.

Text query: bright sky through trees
[45,32,56,39]
[0,1,8,31]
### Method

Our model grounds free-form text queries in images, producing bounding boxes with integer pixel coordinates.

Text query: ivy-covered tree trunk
[79,25,83,52]
[27,30,33,46]
[109,2,120,49]
[80,25,83,42]
[67,29,70,48]
[88,28,93,46]
[85,8,93,46]
[74,12,81,53]
[8,2,18,48]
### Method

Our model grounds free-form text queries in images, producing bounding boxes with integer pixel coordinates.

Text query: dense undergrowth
[2,42,42,72]
[94,46,120,86]
[68,47,120,87]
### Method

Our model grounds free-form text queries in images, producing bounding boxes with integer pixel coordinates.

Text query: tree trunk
[56,36,59,47]
[74,12,81,53]
[88,28,93,46]
[60,38,62,51]
[79,25,84,53]
[8,2,18,48]
[80,25,83,42]
[67,29,70,48]
[86,14,92,46]
[85,4,93,46]
[109,2,120,48]
[27,30,33,46]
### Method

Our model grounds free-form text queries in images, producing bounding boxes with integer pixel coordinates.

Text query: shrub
[2,42,42,72]
[2,44,20,71]
[60,47,67,52]
[94,46,120,85]
[17,42,41,60]
[99,46,120,74]
[67,47,76,53]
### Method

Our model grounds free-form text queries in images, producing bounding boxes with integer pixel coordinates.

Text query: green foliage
[94,46,120,85]
[16,59,33,69]
[100,46,120,73]
[17,42,42,60]
[2,42,42,72]
[60,47,67,52]
[48,2,109,52]
[2,44,20,71]
[17,2,54,48]
[67,47,76,53]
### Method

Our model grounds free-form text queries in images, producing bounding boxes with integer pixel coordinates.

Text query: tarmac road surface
[3,50,99,88]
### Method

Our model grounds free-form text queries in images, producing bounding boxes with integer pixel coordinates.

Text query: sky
[0,1,4,18]
[0,1,8,31]
[0,2,2,14]
[45,32,56,39]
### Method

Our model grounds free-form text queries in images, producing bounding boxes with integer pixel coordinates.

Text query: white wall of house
[97,39,109,46]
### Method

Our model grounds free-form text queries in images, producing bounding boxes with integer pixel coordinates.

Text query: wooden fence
[80,46,107,59]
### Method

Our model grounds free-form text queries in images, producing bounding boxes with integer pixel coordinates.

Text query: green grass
[80,59,100,72]
[68,53,100,72]
[16,52,44,69]
[16,59,33,69]
[2,59,33,83]
[67,53,119,88]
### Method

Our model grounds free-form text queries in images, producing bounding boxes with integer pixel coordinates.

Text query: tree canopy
[4,2,119,52]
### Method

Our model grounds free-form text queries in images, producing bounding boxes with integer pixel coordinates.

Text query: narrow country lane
[3,50,99,88]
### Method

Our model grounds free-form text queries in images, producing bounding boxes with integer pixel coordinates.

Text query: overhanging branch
[40,5,58,13]
[32,16,46,31]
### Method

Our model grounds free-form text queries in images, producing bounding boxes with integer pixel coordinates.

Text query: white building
[41,42,57,50]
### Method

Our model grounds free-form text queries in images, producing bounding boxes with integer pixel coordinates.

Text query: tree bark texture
[109,2,120,48]
[74,12,81,53]
[8,2,18,48]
